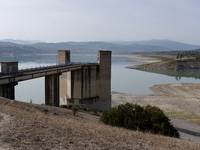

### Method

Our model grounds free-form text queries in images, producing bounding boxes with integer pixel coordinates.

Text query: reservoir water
[1,54,200,104]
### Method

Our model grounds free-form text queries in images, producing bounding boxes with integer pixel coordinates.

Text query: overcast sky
[0,0,200,44]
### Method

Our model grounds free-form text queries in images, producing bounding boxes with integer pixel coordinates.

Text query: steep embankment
[127,59,200,71]
[0,97,200,149]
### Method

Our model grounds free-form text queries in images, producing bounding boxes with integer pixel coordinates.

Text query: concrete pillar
[59,50,71,105]
[58,50,70,65]
[0,83,18,99]
[1,62,18,74]
[45,74,60,106]
[96,50,112,110]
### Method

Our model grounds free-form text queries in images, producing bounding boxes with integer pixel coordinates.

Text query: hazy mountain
[1,39,200,56]
[112,39,200,50]
[0,39,44,45]
[0,42,42,56]
[32,41,172,54]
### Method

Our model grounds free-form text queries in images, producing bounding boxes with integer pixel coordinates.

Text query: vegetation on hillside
[0,42,41,56]
[100,103,180,138]
[60,104,98,114]
[176,50,200,60]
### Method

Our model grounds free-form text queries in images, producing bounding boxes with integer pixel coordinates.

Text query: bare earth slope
[112,83,200,144]
[0,96,200,149]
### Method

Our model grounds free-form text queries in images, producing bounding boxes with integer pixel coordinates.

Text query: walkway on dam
[0,62,98,85]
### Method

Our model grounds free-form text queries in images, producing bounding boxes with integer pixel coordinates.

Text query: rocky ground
[0,96,200,149]
[112,54,200,144]
[112,83,200,143]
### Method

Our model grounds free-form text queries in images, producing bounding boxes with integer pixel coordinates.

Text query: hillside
[127,49,200,71]
[31,41,172,54]
[0,39,200,56]
[129,59,200,71]
[0,39,44,45]
[0,97,200,149]
[113,39,200,50]
[0,42,41,56]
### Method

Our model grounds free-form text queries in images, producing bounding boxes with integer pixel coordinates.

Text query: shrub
[68,104,73,109]
[90,108,97,114]
[60,105,98,114]
[83,107,87,111]
[100,103,179,138]
[72,105,78,115]
[60,105,68,109]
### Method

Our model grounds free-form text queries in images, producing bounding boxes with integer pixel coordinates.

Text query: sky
[0,0,200,45]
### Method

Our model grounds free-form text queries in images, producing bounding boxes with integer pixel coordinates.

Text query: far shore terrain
[113,53,200,143]
[1,53,200,149]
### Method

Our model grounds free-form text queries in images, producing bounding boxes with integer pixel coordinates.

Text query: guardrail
[0,62,98,78]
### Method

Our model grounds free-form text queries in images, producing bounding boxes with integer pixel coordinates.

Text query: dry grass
[0,97,200,149]
[165,111,200,120]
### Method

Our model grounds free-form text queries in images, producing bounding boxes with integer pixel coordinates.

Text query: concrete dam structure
[0,50,111,111]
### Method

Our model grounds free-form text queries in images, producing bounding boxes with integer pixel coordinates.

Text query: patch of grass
[189,119,200,126]
[165,111,200,120]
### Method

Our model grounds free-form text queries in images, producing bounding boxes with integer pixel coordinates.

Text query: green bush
[60,104,73,109]
[100,103,179,138]
[60,105,98,114]
[60,105,68,109]
[83,107,87,111]
[72,105,78,115]
[90,108,97,114]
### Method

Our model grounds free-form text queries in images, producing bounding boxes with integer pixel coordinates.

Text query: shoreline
[112,54,200,143]
[113,53,162,63]
[112,83,200,143]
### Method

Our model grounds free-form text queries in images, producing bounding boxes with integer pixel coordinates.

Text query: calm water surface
[1,55,200,104]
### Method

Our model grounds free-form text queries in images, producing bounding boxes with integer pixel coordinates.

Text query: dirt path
[112,83,200,143]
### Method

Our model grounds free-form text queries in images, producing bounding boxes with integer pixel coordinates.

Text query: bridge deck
[0,62,99,85]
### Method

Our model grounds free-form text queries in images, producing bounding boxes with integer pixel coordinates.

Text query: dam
[0,50,111,111]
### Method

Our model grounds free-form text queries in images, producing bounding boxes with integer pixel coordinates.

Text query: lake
[1,54,200,104]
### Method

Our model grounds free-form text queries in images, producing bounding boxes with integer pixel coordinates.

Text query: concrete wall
[58,50,70,65]
[0,83,18,99]
[45,74,60,106]
[95,51,111,110]
[1,62,18,74]
[59,50,111,111]
[58,50,71,105]
[0,62,18,99]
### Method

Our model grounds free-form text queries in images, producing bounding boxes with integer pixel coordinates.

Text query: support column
[45,74,60,106]
[0,83,18,99]
[58,50,71,105]
[96,51,112,110]
[58,50,70,65]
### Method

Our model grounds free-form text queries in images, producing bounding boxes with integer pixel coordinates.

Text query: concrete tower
[59,50,111,111]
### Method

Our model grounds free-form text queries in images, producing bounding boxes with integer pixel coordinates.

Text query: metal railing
[0,62,98,78]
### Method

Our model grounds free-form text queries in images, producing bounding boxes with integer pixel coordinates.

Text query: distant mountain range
[0,42,41,56]
[0,39,44,45]
[0,39,200,56]
[112,39,200,50]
